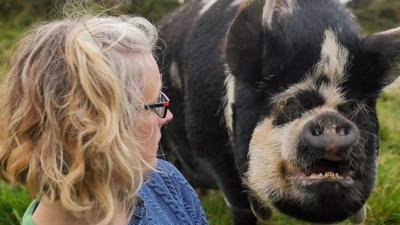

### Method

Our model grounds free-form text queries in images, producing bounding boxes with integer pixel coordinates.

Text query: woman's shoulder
[156,159,181,174]
[136,160,208,225]
[152,159,190,188]
[142,159,199,202]
[156,159,178,172]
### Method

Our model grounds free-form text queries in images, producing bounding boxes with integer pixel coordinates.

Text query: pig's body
[157,0,400,224]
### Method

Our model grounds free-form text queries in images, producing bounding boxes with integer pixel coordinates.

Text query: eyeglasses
[143,92,170,118]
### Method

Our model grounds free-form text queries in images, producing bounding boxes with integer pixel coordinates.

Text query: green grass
[0,5,44,77]
[378,89,400,154]
[0,182,31,225]
[353,0,400,34]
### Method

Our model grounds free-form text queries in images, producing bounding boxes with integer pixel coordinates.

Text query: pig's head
[226,0,400,223]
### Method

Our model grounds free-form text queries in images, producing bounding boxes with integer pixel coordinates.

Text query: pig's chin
[272,191,365,223]
[270,158,371,223]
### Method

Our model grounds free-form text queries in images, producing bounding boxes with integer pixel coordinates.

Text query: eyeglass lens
[155,93,167,117]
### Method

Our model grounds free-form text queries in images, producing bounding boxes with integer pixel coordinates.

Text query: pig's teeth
[305,172,347,180]
[323,171,335,178]
[335,173,344,179]
[317,171,346,179]
[308,173,325,179]
[309,173,322,179]
[320,171,343,179]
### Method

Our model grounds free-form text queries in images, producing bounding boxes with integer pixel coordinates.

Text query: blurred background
[0,0,399,224]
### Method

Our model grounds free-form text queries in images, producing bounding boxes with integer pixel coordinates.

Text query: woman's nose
[159,110,173,126]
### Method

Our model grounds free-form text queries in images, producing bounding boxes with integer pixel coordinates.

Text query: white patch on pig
[319,82,346,107]
[271,76,346,109]
[229,0,244,8]
[199,0,218,16]
[223,65,236,136]
[316,29,350,81]
[169,61,182,89]
[246,117,289,202]
[262,0,297,29]
[339,0,352,4]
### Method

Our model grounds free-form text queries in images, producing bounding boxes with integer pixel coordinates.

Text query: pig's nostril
[300,112,359,154]
[336,126,349,136]
[311,126,323,136]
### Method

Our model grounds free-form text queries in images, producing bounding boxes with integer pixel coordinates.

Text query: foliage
[125,0,180,22]
[0,0,180,72]
[0,182,30,225]
[352,0,400,34]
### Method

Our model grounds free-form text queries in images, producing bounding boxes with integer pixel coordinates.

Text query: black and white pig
[156,0,400,224]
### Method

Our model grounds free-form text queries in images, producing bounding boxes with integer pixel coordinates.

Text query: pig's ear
[359,27,400,87]
[225,0,264,84]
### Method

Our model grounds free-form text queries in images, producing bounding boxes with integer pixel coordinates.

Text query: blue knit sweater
[128,160,209,225]
[22,160,208,225]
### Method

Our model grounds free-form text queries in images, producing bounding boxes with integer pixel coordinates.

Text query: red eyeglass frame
[143,92,170,118]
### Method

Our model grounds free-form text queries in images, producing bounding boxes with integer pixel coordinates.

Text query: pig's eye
[337,101,357,114]
[273,98,302,126]
[337,101,368,121]
[272,91,324,126]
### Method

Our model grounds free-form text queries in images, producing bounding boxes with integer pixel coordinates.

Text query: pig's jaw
[287,157,355,189]
[247,156,371,223]
[246,118,375,223]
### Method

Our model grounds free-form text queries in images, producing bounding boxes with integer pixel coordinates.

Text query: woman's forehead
[142,56,162,102]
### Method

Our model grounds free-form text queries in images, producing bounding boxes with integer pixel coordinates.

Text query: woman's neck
[32,199,87,225]
[32,199,129,225]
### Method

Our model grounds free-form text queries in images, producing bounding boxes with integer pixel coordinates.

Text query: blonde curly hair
[0,16,158,225]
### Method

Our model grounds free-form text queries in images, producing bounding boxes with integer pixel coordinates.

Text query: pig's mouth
[289,154,355,188]
[271,152,370,223]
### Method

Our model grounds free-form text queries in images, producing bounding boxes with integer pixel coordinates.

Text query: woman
[0,16,208,225]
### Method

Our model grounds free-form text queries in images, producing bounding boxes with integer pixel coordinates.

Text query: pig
[156,0,400,224]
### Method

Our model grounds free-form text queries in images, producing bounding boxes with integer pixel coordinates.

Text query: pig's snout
[300,112,359,160]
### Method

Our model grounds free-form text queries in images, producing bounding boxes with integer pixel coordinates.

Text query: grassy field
[0,1,399,225]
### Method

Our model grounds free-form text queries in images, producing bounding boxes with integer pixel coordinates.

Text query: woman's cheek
[137,116,159,167]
